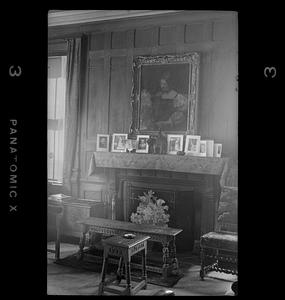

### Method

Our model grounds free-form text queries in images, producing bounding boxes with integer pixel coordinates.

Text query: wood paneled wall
[49,11,238,203]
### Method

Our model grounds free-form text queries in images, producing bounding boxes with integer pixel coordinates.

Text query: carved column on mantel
[199,175,221,236]
[102,168,117,220]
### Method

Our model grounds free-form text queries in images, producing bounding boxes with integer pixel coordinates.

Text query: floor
[47,242,237,296]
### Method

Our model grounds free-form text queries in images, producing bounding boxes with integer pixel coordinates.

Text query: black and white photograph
[185,135,201,155]
[96,134,109,152]
[167,134,184,154]
[214,143,223,158]
[111,133,128,152]
[199,140,207,157]
[136,135,150,153]
[47,10,238,296]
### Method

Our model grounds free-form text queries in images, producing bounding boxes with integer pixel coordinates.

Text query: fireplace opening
[120,179,197,252]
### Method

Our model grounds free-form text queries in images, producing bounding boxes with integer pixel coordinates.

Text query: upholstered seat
[200,232,237,252]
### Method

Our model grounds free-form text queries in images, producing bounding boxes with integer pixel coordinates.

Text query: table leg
[125,260,132,295]
[116,256,124,284]
[142,248,147,289]
[200,246,205,280]
[98,251,109,295]
[77,224,87,260]
[55,212,62,261]
[162,241,170,280]
[169,237,180,275]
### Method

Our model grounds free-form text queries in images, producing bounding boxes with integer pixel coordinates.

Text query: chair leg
[125,261,132,295]
[200,246,205,280]
[116,256,124,284]
[98,253,109,295]
[142,248,147,289]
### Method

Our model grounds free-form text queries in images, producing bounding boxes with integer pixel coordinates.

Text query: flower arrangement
[130,190,170,227]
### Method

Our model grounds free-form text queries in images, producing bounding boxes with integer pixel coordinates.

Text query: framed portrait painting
[167,134,184,155]
[111,133,128,152]
[136,135,149,153]
[185,135,201,156]
[96,134,109,152]
[130,52,199,136]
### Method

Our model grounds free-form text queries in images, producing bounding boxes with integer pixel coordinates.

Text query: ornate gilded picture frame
[130,53,199,136]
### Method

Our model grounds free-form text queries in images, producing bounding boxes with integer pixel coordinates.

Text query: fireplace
[118,176,195,251]
[88,152,228,252]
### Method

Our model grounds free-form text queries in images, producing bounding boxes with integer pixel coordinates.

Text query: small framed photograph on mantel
[111,133,128,152]
[214,143,222,157]
[185,135,201,156]
[205,140,214,157]
[136,135,150,153]
[96,134,110,152]
[198,140,207,157]
[167,134,184,155]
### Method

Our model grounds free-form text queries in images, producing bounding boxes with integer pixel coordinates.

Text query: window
[48,56,67,182]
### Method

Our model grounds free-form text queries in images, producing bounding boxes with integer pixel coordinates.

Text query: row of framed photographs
[97,134,150,153]
[97,133,222,157]
[162,134,222,157]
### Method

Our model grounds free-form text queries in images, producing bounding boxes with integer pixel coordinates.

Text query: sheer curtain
[63,35,88,195]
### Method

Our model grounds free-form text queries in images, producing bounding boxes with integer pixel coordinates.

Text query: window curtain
[63,35,88,195]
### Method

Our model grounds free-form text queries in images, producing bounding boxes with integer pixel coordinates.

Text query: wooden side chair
[200,186,237,280]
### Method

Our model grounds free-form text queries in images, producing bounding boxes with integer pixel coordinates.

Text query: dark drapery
[63,35,88,195]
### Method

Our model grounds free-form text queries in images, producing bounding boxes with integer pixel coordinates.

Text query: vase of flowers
[130,190,170,226]
[130,190,170,252]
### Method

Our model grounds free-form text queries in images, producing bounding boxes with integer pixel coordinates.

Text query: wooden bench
[77,217,182,280]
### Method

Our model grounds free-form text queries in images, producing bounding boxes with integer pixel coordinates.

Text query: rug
[55,249,184,287]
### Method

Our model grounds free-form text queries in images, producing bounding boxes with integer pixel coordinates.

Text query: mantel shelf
[88,152,229,177]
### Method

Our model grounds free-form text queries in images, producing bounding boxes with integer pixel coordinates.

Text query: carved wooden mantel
[88,152,228,177]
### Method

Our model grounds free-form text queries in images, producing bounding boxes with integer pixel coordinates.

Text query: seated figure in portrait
[151,72,188,131]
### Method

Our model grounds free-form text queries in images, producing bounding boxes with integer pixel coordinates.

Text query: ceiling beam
[48,10,182,27]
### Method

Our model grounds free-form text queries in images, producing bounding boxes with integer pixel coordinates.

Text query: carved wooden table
[98,235,150,296]
[77,217,183,280]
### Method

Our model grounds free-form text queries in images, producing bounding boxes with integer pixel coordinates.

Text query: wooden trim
[48,10,181,27]
[48,11,237,40]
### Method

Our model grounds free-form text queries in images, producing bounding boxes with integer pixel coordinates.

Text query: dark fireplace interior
[117,175,201,253]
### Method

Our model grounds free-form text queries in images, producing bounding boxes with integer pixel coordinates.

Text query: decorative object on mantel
[111,133,128,152]
[184,135,201,156]
[130,190,170,227]
[214,143,222,158]
[198,140,207,157]
[205,140,214,157]
[96,134,110,152]
[126,139,138,153]
[167,134,184,155]
[147,130,167,154]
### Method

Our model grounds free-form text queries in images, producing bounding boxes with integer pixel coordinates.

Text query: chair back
[215,186,238,233]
